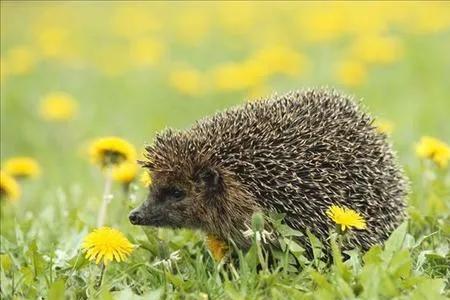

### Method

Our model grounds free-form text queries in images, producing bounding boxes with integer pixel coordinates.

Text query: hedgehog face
[129,167,222,231]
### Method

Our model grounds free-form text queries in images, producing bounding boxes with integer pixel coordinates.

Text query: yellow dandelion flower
[206,234,228,261]
[169,67,203,96]
[89,137,137,168]
[326,205,367,232]
[0,170,21,201]
[336,60,367,87]
[416,136,450,168]
[40,92,78,121]
[82,227,134,265]
[373,119,394,135]
[140,171,152,187]
[112,162,138,184]
[3,157,41,179]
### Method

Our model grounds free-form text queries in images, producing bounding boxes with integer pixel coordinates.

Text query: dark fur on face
[129,130,260,248]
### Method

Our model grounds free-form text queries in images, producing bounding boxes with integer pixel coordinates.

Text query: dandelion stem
[96,264,106,289]
[97,168,113,227]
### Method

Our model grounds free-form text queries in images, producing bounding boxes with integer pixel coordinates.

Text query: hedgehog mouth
[141,215,165,227]
[146,216,167,227]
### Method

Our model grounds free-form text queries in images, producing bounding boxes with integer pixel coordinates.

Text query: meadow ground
[1,2,449,299]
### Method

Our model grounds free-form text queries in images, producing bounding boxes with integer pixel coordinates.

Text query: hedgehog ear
[197,167,221,192]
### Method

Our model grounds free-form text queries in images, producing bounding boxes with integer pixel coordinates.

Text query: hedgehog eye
[170,187,185,201]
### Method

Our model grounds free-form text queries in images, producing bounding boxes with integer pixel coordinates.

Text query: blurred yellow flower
[34,27,69,58]
[416,136,450,168]
[211,63,246,91]
[40,92,78,121]
[211,61,266,91]
[82,227,134,265]
[129,37,165,67]
[217,4,255,35]
[93,45,130,77]
[169,67,203,96]
[0,58,8,83]
[0,170,21,201]
[299,8,347,43]
[112,162,138,184]
[344,7,389,36]
[246,85,271,102]
[206,234,228,261]
[326,205,367,232]
[351,35,403,65]
[4,157,41,179]
[212,45,306,92]
[253,45,307,77]
[175,10,210,45]
[89,137,137,168]
[5,46,37,75]
[140,171,152,187]
[112,8,161,39]
[336,60,367,87]
[409,6,450,34]
[373,119,394,135]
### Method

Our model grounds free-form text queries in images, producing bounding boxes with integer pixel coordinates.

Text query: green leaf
[165,272,186,289]
[306,230,325,267]
[359,264,381,299]
[388,249,412,279]
[344,249,362,274]
[284,238,305,254]
[26,240,46,280]
[0,254,12,272]
[379,273,399,298]
[382,222,408,262]
[310,270,333,291]
[224,281,245,300]
[20,266,34,285]
[409,278,446,300]
[48,279,65,300]
[68,251,89,270]
[335,277,355,299]
[363,245,383,265]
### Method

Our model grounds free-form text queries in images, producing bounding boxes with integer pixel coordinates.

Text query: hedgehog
[129,89,408,258]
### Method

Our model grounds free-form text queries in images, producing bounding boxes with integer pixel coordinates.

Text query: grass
[1,3,449,299]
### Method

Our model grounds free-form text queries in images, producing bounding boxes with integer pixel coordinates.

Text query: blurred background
[1,1,450,207]
[1,3,450,298]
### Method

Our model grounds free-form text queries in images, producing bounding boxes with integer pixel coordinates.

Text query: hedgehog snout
[129,208,144,225]
[129,200,163,226]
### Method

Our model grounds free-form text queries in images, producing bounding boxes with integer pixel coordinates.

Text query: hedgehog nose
[129,210,142,225]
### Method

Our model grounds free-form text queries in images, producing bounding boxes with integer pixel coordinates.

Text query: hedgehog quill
[130,89,408,256]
